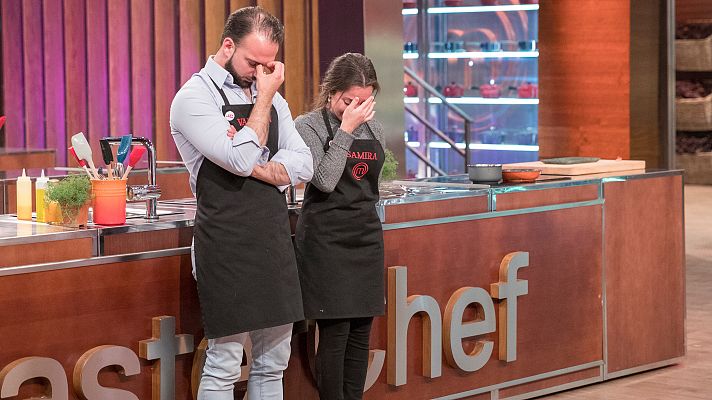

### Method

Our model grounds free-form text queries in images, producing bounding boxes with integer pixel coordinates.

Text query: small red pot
[404,82,418,97]
[444,82,464,98]
[517,82,538,98]
[480,83,501,98]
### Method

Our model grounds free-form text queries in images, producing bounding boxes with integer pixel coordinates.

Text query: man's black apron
[193,81,303,338]
[295,108,385,319]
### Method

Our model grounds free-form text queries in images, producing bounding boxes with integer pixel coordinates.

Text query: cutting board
[502,159,646,176]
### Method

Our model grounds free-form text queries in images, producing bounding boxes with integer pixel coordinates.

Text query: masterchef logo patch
[224,110,235,121]
[352,162,369,180]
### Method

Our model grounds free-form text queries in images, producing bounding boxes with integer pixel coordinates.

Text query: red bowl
[502,168,541,183]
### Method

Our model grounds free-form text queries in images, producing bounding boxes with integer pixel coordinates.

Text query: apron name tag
[348,151,378,160]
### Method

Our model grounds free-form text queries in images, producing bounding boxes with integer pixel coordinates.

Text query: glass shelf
[404,97,539,105]
[402,4,540,16]
[403,0,539,174]
[407,142,539,152]
[403,51,539,59]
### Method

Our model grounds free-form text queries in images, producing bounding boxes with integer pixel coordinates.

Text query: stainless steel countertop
[0,169,683,248]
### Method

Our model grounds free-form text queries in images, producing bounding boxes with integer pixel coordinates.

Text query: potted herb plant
[44,175,92,227]
[381,149,399,182]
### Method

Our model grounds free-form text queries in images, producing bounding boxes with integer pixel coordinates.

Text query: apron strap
[321,108,335,152]
[209,78,231,106]
[320,108,377,152]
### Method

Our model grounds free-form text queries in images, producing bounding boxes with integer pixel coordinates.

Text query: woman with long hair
[294,52,386,400]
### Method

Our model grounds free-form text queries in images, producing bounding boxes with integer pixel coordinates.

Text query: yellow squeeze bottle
[16,169,32,221]
[35,170,49,223]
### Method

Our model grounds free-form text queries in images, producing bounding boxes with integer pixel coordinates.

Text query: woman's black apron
[295,108,385,319]
[193,81,303,338]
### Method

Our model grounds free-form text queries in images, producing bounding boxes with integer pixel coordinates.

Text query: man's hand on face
[255,61,285,99]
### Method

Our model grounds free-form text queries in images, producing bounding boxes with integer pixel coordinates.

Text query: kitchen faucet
[101,136,160,220]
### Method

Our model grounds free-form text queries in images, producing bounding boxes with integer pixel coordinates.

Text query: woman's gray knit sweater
[294,109,386,193]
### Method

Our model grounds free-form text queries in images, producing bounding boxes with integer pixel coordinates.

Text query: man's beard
[226,54,254,89]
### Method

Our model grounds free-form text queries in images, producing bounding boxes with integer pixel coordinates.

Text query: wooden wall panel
[22,0,45,150]
[154,0,180,161]
[86,0,110,158]
[495,184,600,212]
[108,0,132,137]
[64,0,88,166]
[179,0,203,85]
[285,0,309,115]
[231,0,255,11]
[629,0,665,169]
[2,1,25,148]
[0,238,94,267]
[366,206,604,399]
[0,150,55,173]
[499,367,601,398]
[131,0,154,142]
[311,0,320,98]
[1,0,317,166]
[383,196,489,224]
[604,176,685,373]
[538,0,630,159]
[43,0,67,166]
[205,0,228,60]
[0,255,202,400]
[102,227,193,256]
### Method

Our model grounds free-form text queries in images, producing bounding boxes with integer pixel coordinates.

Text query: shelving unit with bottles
[402,0,539,177]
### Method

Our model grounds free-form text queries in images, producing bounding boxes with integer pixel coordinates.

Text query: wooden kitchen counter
[0,170,684,399]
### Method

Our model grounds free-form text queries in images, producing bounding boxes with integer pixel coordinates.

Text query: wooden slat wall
[538,0,631,159]
[108,0,132,138]
[205,0,228,61]
[154,0,179,161]
[2,1,25,149]
[0,0,317,165]
[232,0,254,11]
[22,0,45,150]
[179,0,203,85]
[64,0,88,166]
[284,0,310,115]
[629,0,665,169]
[131,0,154,145]
[44,0,67,166]
[87,0,110,159]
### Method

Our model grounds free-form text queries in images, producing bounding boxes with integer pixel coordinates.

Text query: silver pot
[468,164,502,183]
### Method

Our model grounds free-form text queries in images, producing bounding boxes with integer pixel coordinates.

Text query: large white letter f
[490,252,529,362]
